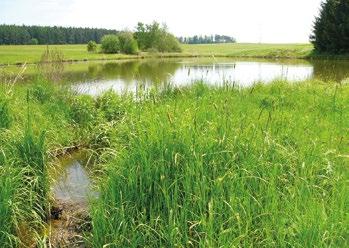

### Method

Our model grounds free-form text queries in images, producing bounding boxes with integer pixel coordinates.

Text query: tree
[134,22,181,52]
[101,35,120,54]
[311,0,349,54]
[118,32,139,54]
[87,40,97,53]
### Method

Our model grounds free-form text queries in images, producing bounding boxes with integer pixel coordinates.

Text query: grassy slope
[0,43,314,65]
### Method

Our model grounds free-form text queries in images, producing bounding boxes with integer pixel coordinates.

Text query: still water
[51,152,96,204]
[2,58,349,95]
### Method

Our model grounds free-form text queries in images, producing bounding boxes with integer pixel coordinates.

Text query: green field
[0,43,314,65]
[0,77,348,246]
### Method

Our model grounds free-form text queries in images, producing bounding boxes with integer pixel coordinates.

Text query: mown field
[0,43,314,65]
[0,76,348,247]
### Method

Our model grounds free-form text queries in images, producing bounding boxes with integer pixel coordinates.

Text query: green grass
[0,77,348,247]
[89,81,348,247]
[182,43,313,58]
[0,43,314,65]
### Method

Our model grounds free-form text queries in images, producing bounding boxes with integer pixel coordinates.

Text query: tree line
[178,35,236,44]
[0,24,118,45]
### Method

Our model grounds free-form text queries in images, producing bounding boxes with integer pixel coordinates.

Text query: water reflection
[51,153,97,204]
[71,59,316,95]
[2,58,349,95]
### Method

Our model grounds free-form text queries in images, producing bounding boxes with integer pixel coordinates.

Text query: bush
[118,32,139,55]
[311,0,349,54]
[28,38,39,45]
[101,35,120,54]
[87,40,97,53]
[156,33,182,53]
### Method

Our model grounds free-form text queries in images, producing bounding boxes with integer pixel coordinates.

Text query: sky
[0,0,323,43]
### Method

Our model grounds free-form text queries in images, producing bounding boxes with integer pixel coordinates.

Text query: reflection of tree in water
[78,60,181,85]
[311,60,349,82]
[34,59,349,85]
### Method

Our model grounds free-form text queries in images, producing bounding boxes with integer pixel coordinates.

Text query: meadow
[0,43,314,65]
[0,75,348,247]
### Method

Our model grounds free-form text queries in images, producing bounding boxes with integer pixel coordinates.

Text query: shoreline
[1,52,349,67]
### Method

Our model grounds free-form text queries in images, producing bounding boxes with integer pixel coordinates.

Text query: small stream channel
[49,151,97,247]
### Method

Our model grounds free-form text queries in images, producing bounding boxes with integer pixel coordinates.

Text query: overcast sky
[0,0,323,43]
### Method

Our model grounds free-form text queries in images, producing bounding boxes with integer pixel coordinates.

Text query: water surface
[2,58,349,95]
[51,152,96,204]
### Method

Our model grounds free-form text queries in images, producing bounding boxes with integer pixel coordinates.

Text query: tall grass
[0,99,12,129]
[90,81,349,247]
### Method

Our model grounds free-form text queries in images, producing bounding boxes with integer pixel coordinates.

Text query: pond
[2,58,349,95]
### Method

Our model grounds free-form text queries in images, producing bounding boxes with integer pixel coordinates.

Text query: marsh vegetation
[0,65,348,246]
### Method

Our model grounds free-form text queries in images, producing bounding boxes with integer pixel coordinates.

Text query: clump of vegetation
[70,95,97,125]
[38,47,65,82]
[0,99,12,129]
[16,127,48,219]
[31,82,54,103]
[101,35,120,54]
[89,81,349,247]
[311,0,349,54]
[96,90,128,122]
[87,40,98,53]
[118,32,139,55]
[135,22,182,52]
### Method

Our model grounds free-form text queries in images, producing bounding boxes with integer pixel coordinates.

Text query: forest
[0,24,118,45]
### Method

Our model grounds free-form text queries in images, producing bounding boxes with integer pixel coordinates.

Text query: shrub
[311,0,349,54]
[87,40,97,53]
[118,32,139,55]
[101,35,120,54]
[28,38,39,45]
[156,33,182,53]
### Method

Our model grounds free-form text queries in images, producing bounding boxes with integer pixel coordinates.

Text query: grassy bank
[0,78,348,247]
[89,81,348,247]
[0,43,314,65]
[0,79,123,246]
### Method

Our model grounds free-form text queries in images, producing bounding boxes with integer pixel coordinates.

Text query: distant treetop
[178,35,236,44]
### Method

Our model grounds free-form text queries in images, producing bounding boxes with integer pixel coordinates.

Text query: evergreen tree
[311,0,349,53]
